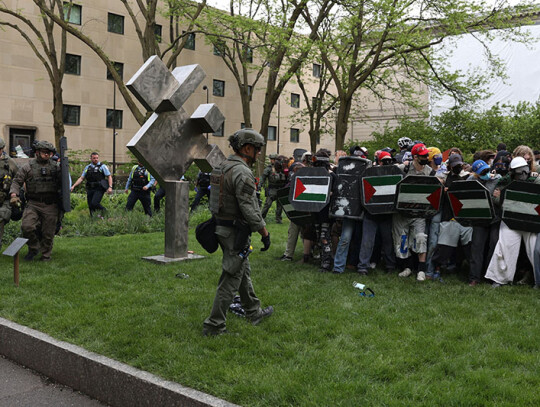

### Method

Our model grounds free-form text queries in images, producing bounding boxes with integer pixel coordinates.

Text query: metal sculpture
[126,56,226,262]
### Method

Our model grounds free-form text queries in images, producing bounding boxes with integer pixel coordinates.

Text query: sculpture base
[142,253,205,264]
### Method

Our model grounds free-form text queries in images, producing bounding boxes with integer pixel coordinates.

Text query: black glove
[260,233,271,251]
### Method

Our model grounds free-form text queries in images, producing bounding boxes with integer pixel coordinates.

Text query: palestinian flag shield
[501,181,540,233]
[447,180,494,226]
[289,167,332,212]
[396,176,443,217]
[363,175,402,205]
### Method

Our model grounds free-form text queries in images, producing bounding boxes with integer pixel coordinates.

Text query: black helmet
[228,128,265,152]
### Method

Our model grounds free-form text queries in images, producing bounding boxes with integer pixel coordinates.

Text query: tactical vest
[0,157,13,203]
[268,171,287,189]
[26,159,60,202]
[198,172,211,188]
[86,164,105,189]
[131,166,148,190]
[209,159,247,219]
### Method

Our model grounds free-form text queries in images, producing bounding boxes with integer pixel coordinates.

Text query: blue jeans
[333,218,361,273]
[426,212,441,276]
[534,232,540,286]
[358,213,395,272]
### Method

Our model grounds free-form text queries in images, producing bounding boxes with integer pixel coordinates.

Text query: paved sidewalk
[0,356,106,407]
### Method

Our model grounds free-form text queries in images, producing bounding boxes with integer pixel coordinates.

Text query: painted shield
[330,156,370,219]
[395,175,443,218]
[289,167,332,212]
[276,186,312,226]
[361,165,404,215]
[447,180,494,226]
[59,136,71,213]
[501,181,540,233]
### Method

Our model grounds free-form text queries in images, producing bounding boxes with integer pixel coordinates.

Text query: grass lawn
[1,217,539,406]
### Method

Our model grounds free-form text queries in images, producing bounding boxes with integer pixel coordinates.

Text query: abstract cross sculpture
[126,56,226,262]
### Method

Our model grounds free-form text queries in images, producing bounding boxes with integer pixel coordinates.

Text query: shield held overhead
[501,181,540,233]
[447,180,495,226]
[289,167,332,213]
[396,175,443,218]
[361,165,403,215]
[330,156,370,219]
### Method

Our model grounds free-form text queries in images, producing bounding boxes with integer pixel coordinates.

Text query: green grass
[1,215,540,406]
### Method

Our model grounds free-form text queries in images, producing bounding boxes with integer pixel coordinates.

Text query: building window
[291,93,300,108]
[248,85,253,101]
[213,79,225,97]
[65,54,81,75]
[213,122,224,137]
[246,47,253,63]
[106,62,124,80]
[63,2,81,25]
[106,109,123,129]
[108,13,124,34]
[290,128,299,143]
[154,24,162,43]
[183,31,195,50]
[63,105,80,126]
[213,41,225,56]
[268,126,276,141]
[313,63,321,78]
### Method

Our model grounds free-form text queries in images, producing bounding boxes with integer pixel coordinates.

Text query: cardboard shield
[289,167,331,212]
[396,175,443,218]
[361,165,404,215]
[501,181,540,233]
[330,157,370,219]
[276,186,312,226]
[447,180,494,226]
[59,137,71,213]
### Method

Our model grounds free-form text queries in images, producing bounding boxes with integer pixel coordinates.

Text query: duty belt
[28,195,57,205]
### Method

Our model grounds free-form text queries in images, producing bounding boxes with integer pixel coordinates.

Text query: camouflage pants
[0,199,11,246]
[261,192,283,222]
[21,201,58,258]
[203,225,262,333]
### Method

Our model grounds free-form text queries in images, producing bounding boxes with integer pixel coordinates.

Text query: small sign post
[2,238,29,286]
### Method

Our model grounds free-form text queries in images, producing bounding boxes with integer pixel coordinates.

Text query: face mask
[381,159,392,166]
[514,170,530,181]
[433,156,443,166]
[452,166,462,175]
[480,173,491,181]
[419,159,429,166]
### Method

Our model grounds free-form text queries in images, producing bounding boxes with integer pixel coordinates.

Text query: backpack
[195,216,218,253]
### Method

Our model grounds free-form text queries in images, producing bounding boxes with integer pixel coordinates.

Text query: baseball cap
[411,143,429,156]
[472,160,490,175]
[448,154,464,168]
[427,147,441,161]
[378,151,392,160]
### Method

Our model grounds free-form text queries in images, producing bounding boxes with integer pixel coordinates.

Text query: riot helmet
[228,128,265,152]
[33,140,56,153]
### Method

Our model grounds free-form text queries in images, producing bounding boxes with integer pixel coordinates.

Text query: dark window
[106,109,123,129]
[183,31,195,50]
[213,122,224,137]
[154,24,162,43]
[268,126,276,141]
[313,63,321,78]
[213,41,224,56]
[291,93,300,108]
[241,123,246,129]
[246,47,253,63]
[248,85,253,101]
[106,62,124,80]
[63,105,80,126]
[213,79,225,97]
[63,2,81,25]
[290,128,299,143]
[65,54,81,75]
[108,13,124,34]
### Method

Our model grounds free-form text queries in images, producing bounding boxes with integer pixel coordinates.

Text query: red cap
[378,151,391,160]
[411,143,429,156]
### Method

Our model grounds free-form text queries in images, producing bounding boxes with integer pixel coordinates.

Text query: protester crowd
[262,138,540,289]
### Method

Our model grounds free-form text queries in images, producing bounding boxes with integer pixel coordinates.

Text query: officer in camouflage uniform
[260,155,287,223]
[203,128,273,336]
[10,141,61,261]
[0,137,19,246]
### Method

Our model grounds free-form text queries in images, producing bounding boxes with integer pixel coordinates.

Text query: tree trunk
[335,100,352,151]
[51,83,65,149]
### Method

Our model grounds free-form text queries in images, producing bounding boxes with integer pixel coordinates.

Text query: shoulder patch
[241,180,255,196]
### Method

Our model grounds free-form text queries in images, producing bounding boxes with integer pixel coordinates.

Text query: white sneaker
[369,262,377,269]
[398,268,412,277]
[417,271,426,281]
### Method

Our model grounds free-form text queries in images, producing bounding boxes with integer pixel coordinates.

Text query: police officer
[190,171,211,213]
[203,128,273,336]
[125,162,155,216]
[260,156,287,223]
[71,152,113,217]
[10,141,61,261]
[0,137,18,246]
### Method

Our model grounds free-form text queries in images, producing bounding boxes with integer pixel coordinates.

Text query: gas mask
[512,167,530,181]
